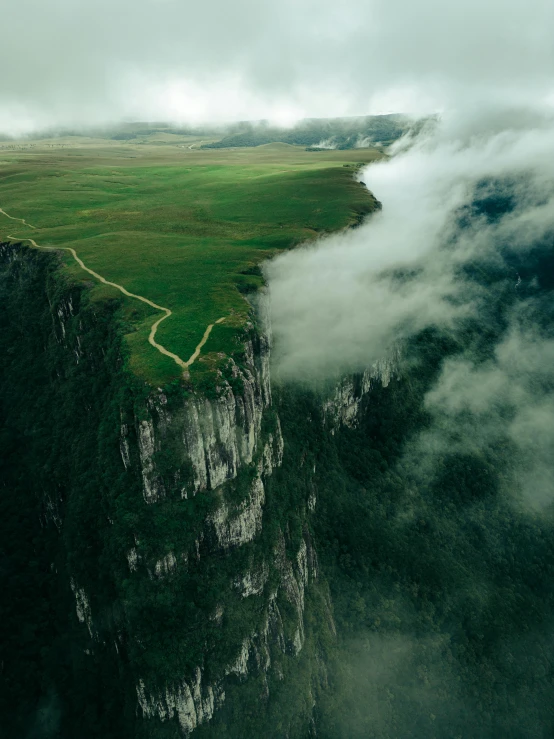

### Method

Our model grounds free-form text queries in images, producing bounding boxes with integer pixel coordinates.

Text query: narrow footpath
[1,209,225,373]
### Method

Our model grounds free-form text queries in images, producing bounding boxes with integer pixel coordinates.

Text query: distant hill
[200,114,429,150]
[4,114,431,148]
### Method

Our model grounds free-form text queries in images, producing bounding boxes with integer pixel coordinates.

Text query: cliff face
[128,360,309,736]
[0,242,136,738]
[136,331,272,505]
[0,241,393,739]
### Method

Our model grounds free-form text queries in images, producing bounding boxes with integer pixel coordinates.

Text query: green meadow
[0,135,381,385]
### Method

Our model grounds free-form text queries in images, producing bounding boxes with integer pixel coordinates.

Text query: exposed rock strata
[137,334,272,503]
[323,350,400,429]
[137,669,224,735]
[135,527,320,735]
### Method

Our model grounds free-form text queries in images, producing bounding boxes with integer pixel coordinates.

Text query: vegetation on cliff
[0,243,333,739]
[0,245,137,737]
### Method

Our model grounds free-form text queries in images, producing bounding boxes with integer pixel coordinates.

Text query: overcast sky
[2,0,554,133]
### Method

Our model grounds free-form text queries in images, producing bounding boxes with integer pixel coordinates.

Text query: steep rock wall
[0,242,137,738]
[0,241,395,739]
[136,332,271,504]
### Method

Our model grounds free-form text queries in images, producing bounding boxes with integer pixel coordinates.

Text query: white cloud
[267,118,554,381]
[1,0,554,132]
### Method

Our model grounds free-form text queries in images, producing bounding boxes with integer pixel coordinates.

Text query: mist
[296,122,554,729]
[265,102,554,737]
[268,109,554,517]
[267,113,554,382]
[2,0,554,134]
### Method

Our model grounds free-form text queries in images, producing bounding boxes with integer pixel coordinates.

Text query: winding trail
[0,208,37,230]
[1,209,225,373]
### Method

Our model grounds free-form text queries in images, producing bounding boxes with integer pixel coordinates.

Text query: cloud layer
[2,0,554,133]
[267,118,554,381]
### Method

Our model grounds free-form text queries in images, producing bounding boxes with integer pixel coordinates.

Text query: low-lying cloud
[409,318,554,509]
[268,109,554,517]
[267,115,554,383]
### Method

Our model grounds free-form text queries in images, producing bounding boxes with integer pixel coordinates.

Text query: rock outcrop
[323,349,400,429]
[137,334,272,503]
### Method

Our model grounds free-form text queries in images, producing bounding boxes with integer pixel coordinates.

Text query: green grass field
[0,134,381,385]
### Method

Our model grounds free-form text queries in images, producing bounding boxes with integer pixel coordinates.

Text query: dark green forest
[0,246,137,738]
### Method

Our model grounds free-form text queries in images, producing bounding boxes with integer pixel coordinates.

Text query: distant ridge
[2,114,431,148]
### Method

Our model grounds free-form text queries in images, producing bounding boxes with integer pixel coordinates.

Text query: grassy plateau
[0,132,381,385]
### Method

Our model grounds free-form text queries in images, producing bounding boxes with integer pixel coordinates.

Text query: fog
[287,109,554,730]
[267,109,554,520]
[267,115,554,381]
[1,0,554,134]
[263,102,554,735]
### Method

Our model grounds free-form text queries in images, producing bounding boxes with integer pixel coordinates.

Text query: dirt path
[1,210,225,373]
[0,208,37,230]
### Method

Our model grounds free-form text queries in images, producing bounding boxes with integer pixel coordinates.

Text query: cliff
[0,238,394,738]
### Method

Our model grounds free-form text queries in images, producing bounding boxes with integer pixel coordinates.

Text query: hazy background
[1,0,554,134]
